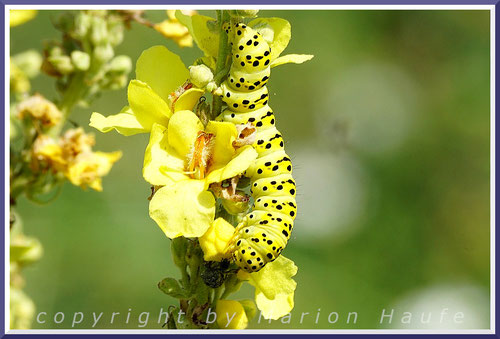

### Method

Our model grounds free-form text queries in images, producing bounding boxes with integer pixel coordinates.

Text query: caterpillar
[218,22,297,273]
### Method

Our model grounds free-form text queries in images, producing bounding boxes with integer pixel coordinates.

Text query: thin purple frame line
[0,0,499,5]
[1,1,6,337]
[0,2,497,338]
[496,0,500,335]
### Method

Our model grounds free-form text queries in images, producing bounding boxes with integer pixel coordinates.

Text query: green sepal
[158,277,190,299]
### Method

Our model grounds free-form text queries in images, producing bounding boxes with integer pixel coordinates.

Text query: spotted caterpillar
[219,22,297,272]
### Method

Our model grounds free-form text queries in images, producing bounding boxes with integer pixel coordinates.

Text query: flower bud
[11,50,42,78]
[107,19,124,46]
[229,10,259,18]
[103,74,128,90]
[158,277,188,299]
[189,65,214,88]
[10,236,43,265]
[221,198,249,215]
[73,13,91,39]
[93,43,114,63]
[216,300,248,329]
[199,218,234,261]
[108,55,132,74]
[171,237,188,267]
[47,55,74,75]
[10,61,30,94]
[71,51,90,71]
[90,16,108,45]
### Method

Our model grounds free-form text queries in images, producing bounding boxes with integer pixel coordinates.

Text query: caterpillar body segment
[219,22,297,272]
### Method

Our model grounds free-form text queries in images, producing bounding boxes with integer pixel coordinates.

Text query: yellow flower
[238,256,297,320]
[90,45,203,136]
[59,127,95,159]
[216,300,248,329]
[10,10,37,27]
[65,151,122,191]
[147,110,257,238]
[31,135,65,172]
[199,218,235,261]
[154,10,194,48]
[31,128,121,191]
[17,94,62,127]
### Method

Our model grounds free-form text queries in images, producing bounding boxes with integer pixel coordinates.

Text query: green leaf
[249,17,291,60]
[158,277,189,299]
[271,54,314,68]
[135,45,189,103]
[239,299,257,320]
[176,11,219,57]
[195,281,210,304]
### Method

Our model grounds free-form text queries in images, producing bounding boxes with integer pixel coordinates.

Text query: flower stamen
[186,131,215,179]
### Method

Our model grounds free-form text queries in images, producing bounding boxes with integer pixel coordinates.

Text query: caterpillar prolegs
[218,23,297,272]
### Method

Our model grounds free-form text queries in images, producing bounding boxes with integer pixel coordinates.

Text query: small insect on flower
[201,259,232,288]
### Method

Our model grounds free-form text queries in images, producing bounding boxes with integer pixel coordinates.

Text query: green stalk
[212,10,231,118]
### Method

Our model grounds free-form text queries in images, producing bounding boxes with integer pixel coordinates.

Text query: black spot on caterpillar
[219,23,297,273]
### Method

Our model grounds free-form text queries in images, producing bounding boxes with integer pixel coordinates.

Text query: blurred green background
[11,9,491,329]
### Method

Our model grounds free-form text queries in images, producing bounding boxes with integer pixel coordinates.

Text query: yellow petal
[93,151,122,175]
[247,256,297,300]
[149,180,215,238]
[216,300,248,329]
[10,10,37,27]
[205,145,257,185]
[127,80,171,129]
[167,110,203,159]
[199,218,235,261]
[135,46,189,103]
[255,290,294,320]
[242,256,298,320]
[271,54,314,68]
[205,121,238,168]
[174,88,204,112]
[90,106,149,136]
[176,34,194,48]
[143,123,188,186]
[249,18,291,60]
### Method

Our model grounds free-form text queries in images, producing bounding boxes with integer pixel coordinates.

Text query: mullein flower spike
[90,10,312,328]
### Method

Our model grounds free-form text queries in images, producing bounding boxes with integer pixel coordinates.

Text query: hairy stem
[212,10,231,119]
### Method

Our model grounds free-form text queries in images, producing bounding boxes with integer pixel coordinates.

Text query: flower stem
[212,10,231,119]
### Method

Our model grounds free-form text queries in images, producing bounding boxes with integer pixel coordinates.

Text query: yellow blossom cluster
[31,128,121,191]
